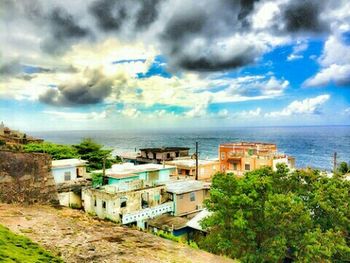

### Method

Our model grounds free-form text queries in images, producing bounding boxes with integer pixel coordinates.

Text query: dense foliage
[23,138,115,171]
[73,138,113,171]
[337,161,350,175]
[0,225,63,262]
[23,142,79,160]
[201,165,350,262]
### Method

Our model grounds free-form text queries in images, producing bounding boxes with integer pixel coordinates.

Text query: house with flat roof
[52,158,89,208]
[165,158,220,181]
[52,159,88,183]
[165,180,210,217]
[219,142,295,175]
[137,147,190,164]
[105,163,176,187]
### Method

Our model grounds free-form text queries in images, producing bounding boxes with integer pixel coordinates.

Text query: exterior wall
[58,191,82,208]
[76,166,86,177]
[107,168,174,187]
[108,176,139,185]
[172,162,220,181]
[0,151,58,204]
[52,166,77,184]
[82,185,166,223]
[173,190,206,216]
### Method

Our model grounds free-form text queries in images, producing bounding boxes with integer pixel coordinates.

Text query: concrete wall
[82,185,166,222]
[52,166,77,184]
[0,151,58,204]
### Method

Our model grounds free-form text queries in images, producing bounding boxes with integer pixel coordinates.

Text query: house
[186,209,212,241]
[165,158,220,181]
[51,158,89,208]
[51,159,88,184]
[105,163,176,187]
[137,147,190,164]
[165,180,210,217]
[82,183,173,229]
[219,142,295,175]
[147,214,189,237]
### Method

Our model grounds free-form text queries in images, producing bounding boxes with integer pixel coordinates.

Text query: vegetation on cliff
[0,224,63,262]
[23,138,118,171]
[201,165,350,262]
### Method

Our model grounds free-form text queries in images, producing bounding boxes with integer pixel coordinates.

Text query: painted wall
[82,185,166,223]
[52,166,77,184]
[58,191,82,208]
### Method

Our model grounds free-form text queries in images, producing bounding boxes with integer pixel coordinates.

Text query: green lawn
[0,225,63,262]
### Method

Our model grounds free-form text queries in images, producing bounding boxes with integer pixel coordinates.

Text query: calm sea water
[30,126,350,170]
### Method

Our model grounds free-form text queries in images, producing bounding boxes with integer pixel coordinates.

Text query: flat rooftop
[139,147,190,152]
[166,159,219,167]
[165,180,208,194]
[220,142,276,147]
[52,159,88,168]
[106,163,176,177]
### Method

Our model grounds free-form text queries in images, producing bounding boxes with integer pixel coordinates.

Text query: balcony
[122,201,174,224]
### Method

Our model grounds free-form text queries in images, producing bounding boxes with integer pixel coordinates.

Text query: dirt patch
[0,204,234,263]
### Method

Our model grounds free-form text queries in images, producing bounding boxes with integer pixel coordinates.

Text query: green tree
[73,138,113,171]
[23,142,78,160]
[337,162,349,175]
[201,165,350,262]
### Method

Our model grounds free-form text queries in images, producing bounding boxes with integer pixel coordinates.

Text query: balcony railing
[122,201,173,224]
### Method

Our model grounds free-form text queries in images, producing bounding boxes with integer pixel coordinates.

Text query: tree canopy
[201,165,350,262]
[72,138,113,171]
[23,142,79,160]
[23,138,114,171]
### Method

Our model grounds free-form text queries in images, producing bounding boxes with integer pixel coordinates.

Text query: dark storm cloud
[178,51,258,72]
[39,70,114,106]
[282,0,328,33]
[89,0,161,32]
[89,0,127,31]
[135,0,161,29]
[159,0,261,72]
[41,7,90,54]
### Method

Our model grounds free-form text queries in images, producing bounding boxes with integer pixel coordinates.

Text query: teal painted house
[106,163,176,187]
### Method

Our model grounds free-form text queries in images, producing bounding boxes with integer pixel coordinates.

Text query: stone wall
[0,151,58,204]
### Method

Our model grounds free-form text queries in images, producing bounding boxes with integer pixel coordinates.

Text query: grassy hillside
[0,224,63,262]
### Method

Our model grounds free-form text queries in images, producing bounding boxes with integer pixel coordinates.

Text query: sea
[31,126,350,171]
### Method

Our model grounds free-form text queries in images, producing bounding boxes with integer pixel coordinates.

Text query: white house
[51,159,88,184]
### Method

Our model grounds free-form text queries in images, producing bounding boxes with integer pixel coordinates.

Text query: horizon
[1,1,350,130]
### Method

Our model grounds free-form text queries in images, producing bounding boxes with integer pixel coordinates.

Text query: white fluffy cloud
[305,31,350,87]
[266,94,330,117]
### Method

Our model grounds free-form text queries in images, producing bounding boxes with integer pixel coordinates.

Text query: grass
[0,224,63,262]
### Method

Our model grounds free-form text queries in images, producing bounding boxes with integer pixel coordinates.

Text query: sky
[0,0,350,131]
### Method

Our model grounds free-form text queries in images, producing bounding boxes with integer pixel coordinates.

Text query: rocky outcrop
[0,151,58,204]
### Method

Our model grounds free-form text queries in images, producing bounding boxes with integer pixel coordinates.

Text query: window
[221,152,226,160]
[94,200,97,207]
[64,171,71,181]
[179,194,184,200]
[190,192,195,202]
[245,163,251,171]
[233,163,238,170]
[120,197,127,208]
[102,201,106,209]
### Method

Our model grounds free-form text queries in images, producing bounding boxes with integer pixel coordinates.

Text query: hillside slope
[0,204,234,263]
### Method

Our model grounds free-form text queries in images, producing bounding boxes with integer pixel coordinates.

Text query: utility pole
[195,142,199,180]
[103,155,106,177]
[333,152,337,174]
